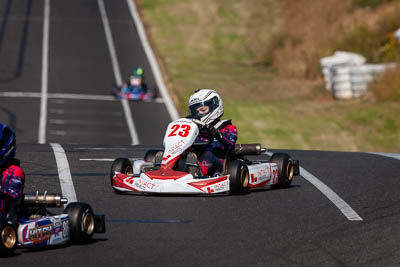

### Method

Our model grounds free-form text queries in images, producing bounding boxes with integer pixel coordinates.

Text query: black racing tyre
[144,150,163,165]
[0,218,17,256]
[110,158,133,186]
[270,153,294,188]
[227,159,250,195]
[64,202,95,244]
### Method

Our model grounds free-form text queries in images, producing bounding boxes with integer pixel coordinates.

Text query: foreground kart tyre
[110,158,133,187]
[270,153,294,188]
[144,150,163,165]
[227,159,250,195]
[65,203,95,244]
[0,218,17,256]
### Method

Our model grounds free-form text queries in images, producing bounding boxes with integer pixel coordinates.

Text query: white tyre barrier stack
[320,51,366,99]
[331,66,352,99]
[321,51,396,99]
[395,28,400,44]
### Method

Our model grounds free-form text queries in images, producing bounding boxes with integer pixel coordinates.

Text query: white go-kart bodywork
[111,118,299,195]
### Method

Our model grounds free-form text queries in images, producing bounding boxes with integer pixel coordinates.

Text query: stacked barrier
[320,51,396,99]
[320,51,366,99]
[395,28,400,43]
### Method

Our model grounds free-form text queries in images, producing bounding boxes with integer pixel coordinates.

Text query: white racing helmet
[188,89,224,125]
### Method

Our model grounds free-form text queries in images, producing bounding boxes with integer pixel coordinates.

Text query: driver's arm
[215,125,237,150]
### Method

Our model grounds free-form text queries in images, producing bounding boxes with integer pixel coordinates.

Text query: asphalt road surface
[1,0,400,266]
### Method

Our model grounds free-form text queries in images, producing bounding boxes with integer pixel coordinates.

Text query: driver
[0,124,24,220]
[188,89,237,176]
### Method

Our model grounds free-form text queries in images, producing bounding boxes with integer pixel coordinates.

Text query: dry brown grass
[270,0,400,79]
[370,65,400,101]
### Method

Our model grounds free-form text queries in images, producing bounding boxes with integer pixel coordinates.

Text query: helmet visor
[189,96,219,118]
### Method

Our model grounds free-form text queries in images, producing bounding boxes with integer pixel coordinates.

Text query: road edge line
[38,0,50,144]
[98,0,140,145]
[368,152,400,161]
[126,0,179,121]
[265,151,363,221]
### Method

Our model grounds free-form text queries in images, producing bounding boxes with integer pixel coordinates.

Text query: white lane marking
[75,147,130,150]
[80,158,140,161]
[126,0,179,121]
[0,91,115,101]
[98,0,139,145]
[51,143,77,207]
[265,151,363,221]
[38,0,50,144]
[299,167,362,221]
[49,109,65,114]
[49,130,67,136]
[0,91,164,103]
[368,152,400,161]
[49,118,125,126]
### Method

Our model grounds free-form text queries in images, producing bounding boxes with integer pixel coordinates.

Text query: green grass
[138,0,400,152]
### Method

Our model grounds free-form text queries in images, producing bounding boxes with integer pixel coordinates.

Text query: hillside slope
[137,0,400,152]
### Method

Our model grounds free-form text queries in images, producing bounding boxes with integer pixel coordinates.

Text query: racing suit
[197,120,237,176]
[0,161,24,219]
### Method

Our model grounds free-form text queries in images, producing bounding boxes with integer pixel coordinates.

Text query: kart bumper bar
[94,214,106,233]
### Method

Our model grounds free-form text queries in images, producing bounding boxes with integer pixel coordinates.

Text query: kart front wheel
[65,202,95,244]
[110,158,133,186]
[144,150,163,165]
[270,153,294,188]
[0,218,17,256]
[227,159,250,195]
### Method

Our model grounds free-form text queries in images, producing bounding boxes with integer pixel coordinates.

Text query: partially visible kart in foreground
[0,192,105,256]
[110,118,300,195]
[111,85,156,101]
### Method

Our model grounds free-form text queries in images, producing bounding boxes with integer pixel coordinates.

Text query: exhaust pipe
[24,191,68,207]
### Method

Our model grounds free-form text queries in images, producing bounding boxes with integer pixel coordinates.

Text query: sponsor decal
[124,177,156,191]
[213,180,229,192]
[272,166,279,184]
[167,140,186,155]
[25,222,53,244]
[62,220,70,239]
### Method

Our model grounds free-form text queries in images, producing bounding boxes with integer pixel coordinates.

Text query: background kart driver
[188,89,238,176]
[0,124,24,220]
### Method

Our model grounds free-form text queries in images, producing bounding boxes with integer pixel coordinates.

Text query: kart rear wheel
[270,153,294,188]
[110,158,133,186]
[227,159,250,195]
[65,202,95,244]
[0,218,17,256]
[144,150,163,165]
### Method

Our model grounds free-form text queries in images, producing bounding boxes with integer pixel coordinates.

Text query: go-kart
[110,118,300,195]
[0,191,105,256]
[111,84,156,101]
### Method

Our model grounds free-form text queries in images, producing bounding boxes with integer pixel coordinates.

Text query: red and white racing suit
[0,163,25,219]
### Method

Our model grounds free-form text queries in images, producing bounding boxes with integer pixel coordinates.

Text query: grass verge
[138,0,400,152]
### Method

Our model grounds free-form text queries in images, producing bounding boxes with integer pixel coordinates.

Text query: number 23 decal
[168,124,191,137]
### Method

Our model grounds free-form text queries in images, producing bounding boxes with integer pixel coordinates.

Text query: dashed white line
[38,0,50,144]
[265,151,363,221]
[98,0,140,145]
[0,91,165,102]
[80,158,140,161]
[126,0,179,121]
[51,143,77,207]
